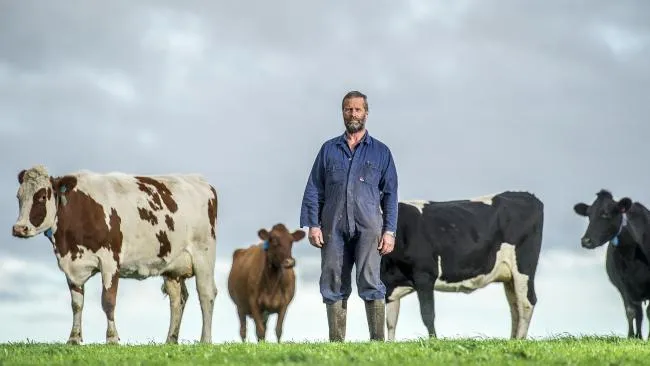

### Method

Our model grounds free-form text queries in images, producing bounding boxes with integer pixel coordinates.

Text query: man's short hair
[342,90,368,112]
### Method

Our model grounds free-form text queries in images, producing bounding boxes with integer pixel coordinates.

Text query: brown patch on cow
[108,208,123,263]
[138,207,158,225]
[18,170,26,184]
[52,188,123,262]
[68,282,84,295]
[29,188,48,227]
[135,177,178,213]
[156,230,171,258]
[102,272,120,321]
[207,186,218,239]
[165,215,175,231]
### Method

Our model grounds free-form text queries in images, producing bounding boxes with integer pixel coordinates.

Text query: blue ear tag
[611,236,619,246]
[44,228,53,240]
[263,240,269,251]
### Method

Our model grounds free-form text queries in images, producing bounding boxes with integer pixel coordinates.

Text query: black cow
[380,191,544,341]
[573,189,650,339]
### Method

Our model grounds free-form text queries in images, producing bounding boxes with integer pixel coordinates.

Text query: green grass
[1,336,648,365]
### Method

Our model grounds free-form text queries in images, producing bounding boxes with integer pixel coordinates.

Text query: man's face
[342,97,367,133]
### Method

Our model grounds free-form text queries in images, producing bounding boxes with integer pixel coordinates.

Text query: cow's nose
[581,236,592,248]
[282,257,296,268]
[12,224,28,237]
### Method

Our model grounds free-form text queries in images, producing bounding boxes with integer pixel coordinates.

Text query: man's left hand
[378,232,395,255]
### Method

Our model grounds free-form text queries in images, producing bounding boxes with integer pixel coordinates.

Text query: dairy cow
[381,191,544,341]
[573,189,650,339]
[227,224,305,342]
[11,165,219,344]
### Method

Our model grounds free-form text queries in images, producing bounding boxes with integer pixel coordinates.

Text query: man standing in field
[299,90,399,342]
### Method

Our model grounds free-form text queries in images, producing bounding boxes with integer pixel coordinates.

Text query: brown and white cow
[11,165,219,345]
[227,223,305,342]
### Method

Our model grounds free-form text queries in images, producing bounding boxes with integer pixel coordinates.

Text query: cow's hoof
[66,337,82,345]
[165,335,179,344]
[106,336,120,345]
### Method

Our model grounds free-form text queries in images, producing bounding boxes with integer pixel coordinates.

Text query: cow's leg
[276,306,287,343]
[237,308,247,342]
[503,280,519,339]
[630,301,643,339]
[386,298,400,341]
[162,276,189,344]
[192,246,218,343]
[413,271,437,338]
[66,279,85,345]
[101,272,120,344]
[645,304,650,341]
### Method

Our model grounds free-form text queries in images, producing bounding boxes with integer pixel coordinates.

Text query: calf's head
[12,165,77,238]
[573,189,632,249]
[258,223,305,269]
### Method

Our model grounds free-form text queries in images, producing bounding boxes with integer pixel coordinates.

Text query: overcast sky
[1,0,649,344]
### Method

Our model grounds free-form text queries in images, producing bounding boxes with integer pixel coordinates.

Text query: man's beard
[344,118,365,133]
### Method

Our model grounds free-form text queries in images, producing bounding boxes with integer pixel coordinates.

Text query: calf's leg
[276,306,287,342]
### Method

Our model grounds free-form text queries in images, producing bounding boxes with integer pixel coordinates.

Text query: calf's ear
[258,228,270,241]
[573,203,589,216]
[617,198,633,213]
[50,175,78,194]
[291,229,306,242]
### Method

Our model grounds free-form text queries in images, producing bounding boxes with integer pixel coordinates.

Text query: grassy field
[0,336,647,365]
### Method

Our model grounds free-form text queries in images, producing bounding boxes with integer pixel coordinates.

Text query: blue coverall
[300,131,398,304]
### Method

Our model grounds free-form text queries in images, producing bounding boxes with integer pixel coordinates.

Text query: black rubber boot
[326,300,347,342]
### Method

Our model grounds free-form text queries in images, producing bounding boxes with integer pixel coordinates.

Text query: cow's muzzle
[12,224,31,238]
[282,257,296,268]
[581,236,596,249]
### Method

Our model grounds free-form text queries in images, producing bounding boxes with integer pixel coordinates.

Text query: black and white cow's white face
[12,165,58,238]
[573,190,632,249]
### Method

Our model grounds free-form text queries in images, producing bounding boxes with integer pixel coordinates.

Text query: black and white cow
[573,189,650,339]
[380,191,544,341]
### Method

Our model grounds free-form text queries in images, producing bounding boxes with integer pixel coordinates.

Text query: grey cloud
[0,0,648,326]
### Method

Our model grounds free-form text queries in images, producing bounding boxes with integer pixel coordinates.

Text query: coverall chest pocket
[361,160,382,186]
[326,162,347,185]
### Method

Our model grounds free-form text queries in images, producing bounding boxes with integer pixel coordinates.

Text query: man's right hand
[308,227,324,248]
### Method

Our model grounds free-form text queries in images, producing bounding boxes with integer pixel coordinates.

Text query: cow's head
[573,189,632,249]
[12,165,77,238]
[258,224,305,269]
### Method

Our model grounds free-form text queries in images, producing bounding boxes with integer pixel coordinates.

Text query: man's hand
[308,227,324,248]
[378,231,395,255]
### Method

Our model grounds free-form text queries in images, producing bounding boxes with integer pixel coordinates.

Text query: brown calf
[227,223,305,342]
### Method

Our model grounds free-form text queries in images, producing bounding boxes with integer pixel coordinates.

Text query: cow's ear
[258,229,270,241]
[291,229,306,242]
[18,170,26,184]
[617,198,633,213]
[573,203,589,216]
[51,175,78,194]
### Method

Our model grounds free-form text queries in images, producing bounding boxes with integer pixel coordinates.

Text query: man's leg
[354,229,386,341]
[320,229,354,342]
